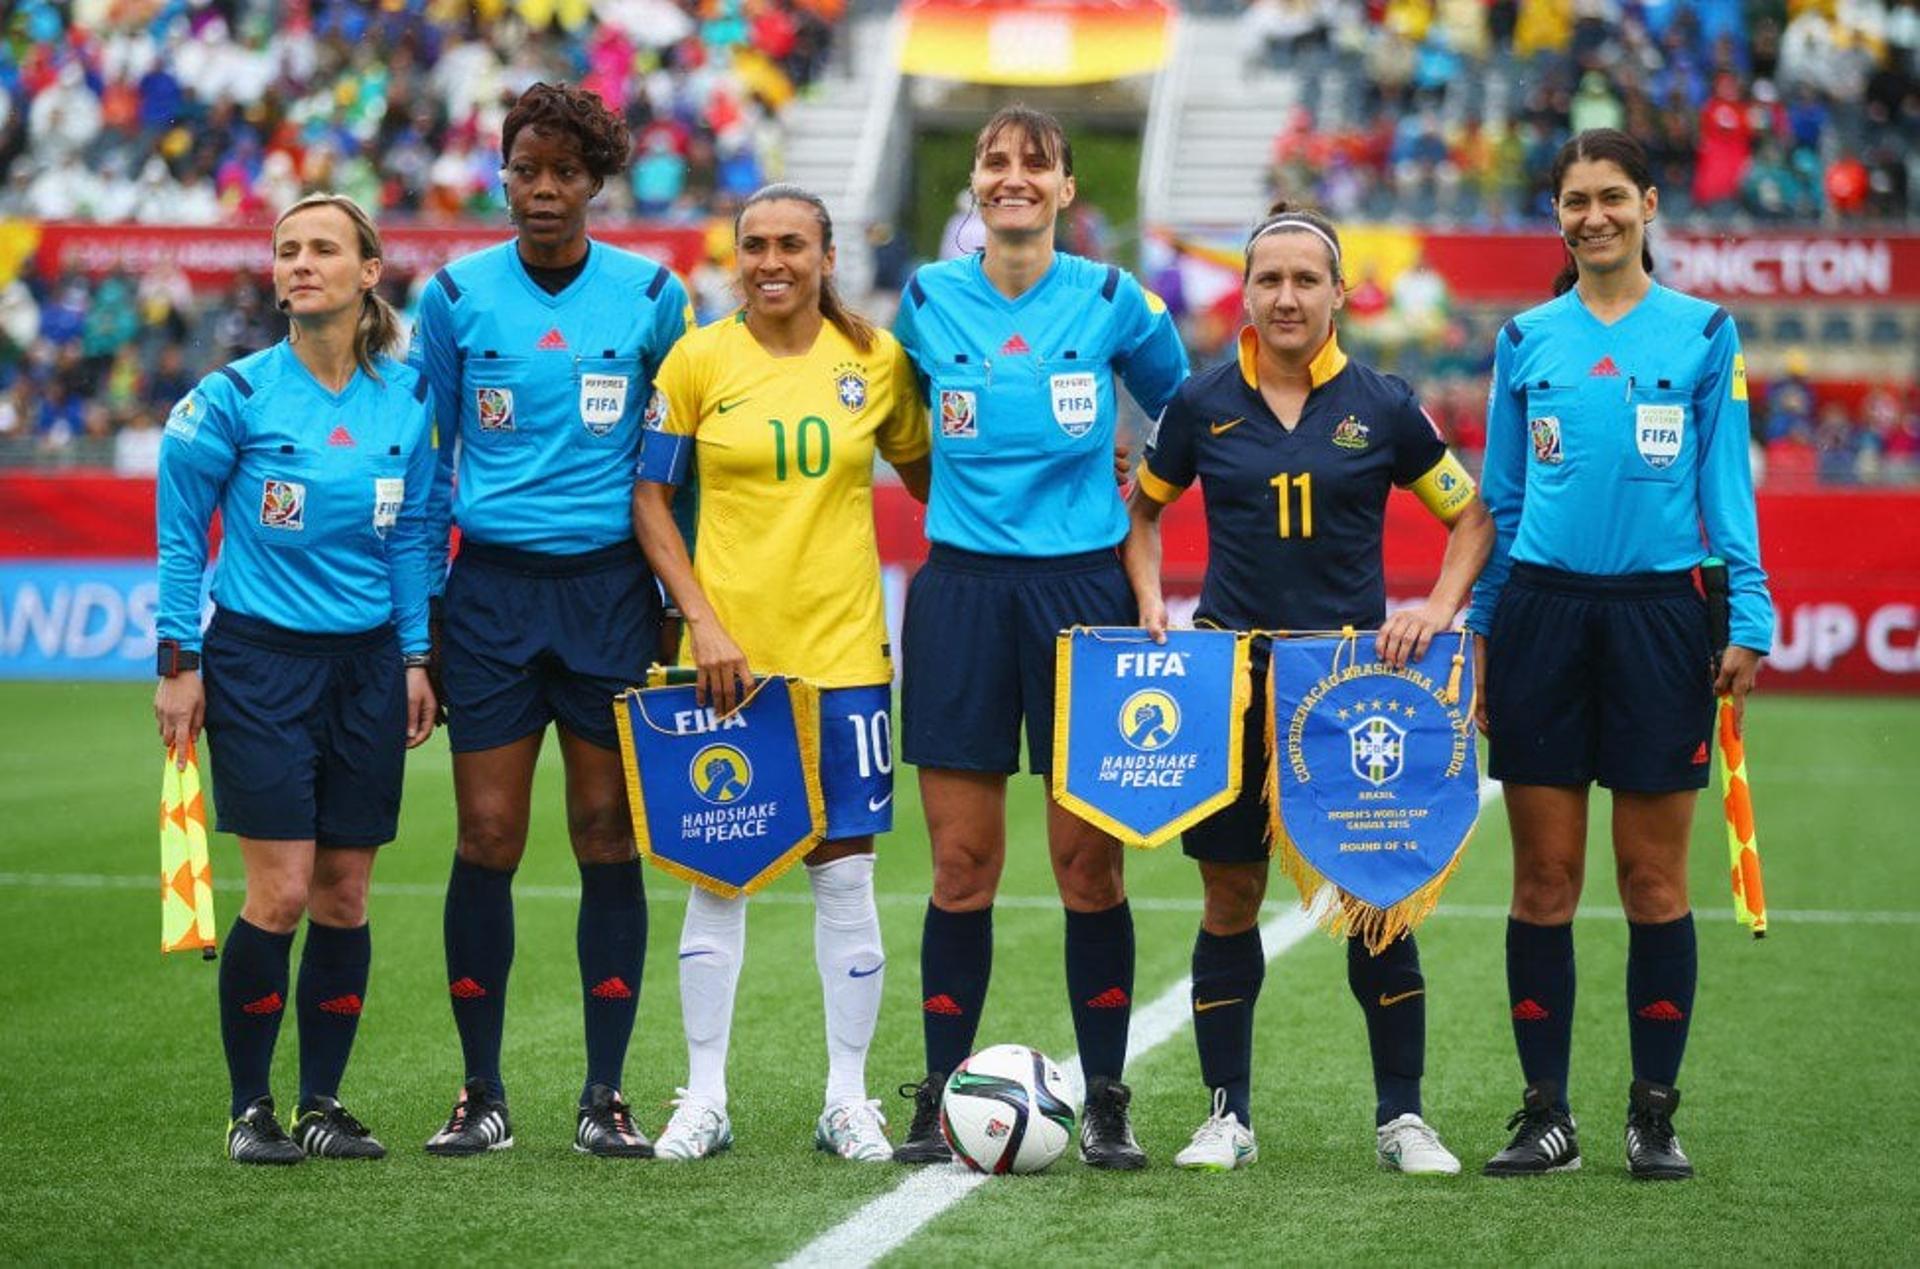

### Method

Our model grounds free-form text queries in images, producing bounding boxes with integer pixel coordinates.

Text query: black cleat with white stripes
[1483,1081,1581,1176]
[292,1096,387,1160]
[424,1078,514,1156]
[1626,1079,1693,1180]
[228,1097,306,1166]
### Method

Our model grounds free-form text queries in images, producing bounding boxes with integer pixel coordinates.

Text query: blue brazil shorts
[1486,562,1715,793]
[443,539,661,753]
[819,683,895,840]
[202,609,405,847]
[901,544,1136,777]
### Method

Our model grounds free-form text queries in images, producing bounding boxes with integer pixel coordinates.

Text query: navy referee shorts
[901,544,1135,776]
[1486,563,1715,793]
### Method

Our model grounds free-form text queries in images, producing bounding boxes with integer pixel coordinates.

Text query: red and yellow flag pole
[1716,698,1767,938]
[161,742,218,959]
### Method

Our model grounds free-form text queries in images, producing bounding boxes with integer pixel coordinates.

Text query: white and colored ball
[940,1044,1076,1174]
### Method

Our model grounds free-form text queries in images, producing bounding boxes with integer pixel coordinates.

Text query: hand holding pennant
[160,742,217,959]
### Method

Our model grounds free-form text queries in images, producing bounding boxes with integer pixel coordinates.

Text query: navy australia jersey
[1141,330,1464,631]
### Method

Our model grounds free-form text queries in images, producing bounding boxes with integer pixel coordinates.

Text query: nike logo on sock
[1193,997,1244,1013]
[848,962,885,978]
[1378,989,1426,1007]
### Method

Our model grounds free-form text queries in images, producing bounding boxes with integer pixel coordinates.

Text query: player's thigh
[1595,587,1715,794]
[1610,788,1697,922]
[900,553,1024,774]
[442,552,552,753]
[309,845,378,927]
[1014,552,1136,778]
[1485,568,1601,786]
[201,615,326,842]
[1503,782,1591,922]
[918,766,1008,908]
[237,835,320,933]
[452,733,544,868]
[1197,859,1270,935]
[820,684,896,841]
[1043,781,1125,911]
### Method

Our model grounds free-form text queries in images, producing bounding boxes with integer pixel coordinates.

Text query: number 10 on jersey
[768,416,831,480]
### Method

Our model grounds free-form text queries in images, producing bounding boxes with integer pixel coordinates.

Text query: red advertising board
[3,476,1914,691]
[17,222,708,289]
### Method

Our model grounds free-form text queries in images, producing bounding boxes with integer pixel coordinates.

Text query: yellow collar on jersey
[1237,325,1348,391]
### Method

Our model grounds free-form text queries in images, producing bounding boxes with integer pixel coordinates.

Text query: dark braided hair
[501,82,631,182]
[1549,129,1656,296]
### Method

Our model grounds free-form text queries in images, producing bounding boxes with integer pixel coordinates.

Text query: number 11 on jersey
[1270,470,1314,538]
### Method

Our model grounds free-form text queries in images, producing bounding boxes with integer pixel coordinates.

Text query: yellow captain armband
[1136,464,1186,505]
[1408,451,1477,523]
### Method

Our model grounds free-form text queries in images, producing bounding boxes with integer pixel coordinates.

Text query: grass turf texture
[1,684,1915,1264]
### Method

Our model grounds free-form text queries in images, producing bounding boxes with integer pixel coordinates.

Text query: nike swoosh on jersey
[1209,417,1246,436]
[1193,997,1245,1013]
[848,962,885,978]
[1378,989,1426,1007]
[716,396,751,414]
[867,792,893,813]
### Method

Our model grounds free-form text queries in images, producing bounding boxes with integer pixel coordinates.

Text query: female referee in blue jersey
[890,105,1189,1169]
[155,193,437,1164]
[633,184,931,1163]
[408,82,692,1159]
[1470,130,1772,1181]
[1127,204,1493,1174]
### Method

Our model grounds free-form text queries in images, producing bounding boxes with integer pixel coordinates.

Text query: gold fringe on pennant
[1273,822,1476,954]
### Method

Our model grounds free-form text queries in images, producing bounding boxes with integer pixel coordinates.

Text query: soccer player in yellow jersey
[633,184,931,1162]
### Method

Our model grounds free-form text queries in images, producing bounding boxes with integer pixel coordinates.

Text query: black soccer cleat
[1483,1080,1582,1176]
[575,1084,654,1158]
[424,1078,513,1156]
[227,1096,305,1166]
[1626,1079,1693,1181]
[892,1073,953,1165]
[292,1095,387,1160]
[1079,1076,1147,1171]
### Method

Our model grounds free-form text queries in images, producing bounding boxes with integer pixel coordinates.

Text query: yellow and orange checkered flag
[1717,699,1768,939]
[160,742,217,958]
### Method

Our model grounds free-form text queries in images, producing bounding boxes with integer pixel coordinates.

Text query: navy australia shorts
[1486,563,1715,793]
[1182,660,1272,864]
[443,540,661,753]
[202,610,405,847]
[901,544,1135,776]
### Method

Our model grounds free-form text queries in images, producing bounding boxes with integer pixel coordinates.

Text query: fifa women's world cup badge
[614,677,826,897]
[1052,628,1251,848]
[1266,632,1481,950]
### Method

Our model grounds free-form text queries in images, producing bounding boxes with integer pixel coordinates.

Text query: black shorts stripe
[433,267,462,304]
[218,365,253,397]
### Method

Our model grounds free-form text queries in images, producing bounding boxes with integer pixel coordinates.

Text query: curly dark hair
[500,82,631,180]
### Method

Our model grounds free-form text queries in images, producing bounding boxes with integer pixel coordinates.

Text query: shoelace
[330,1106,371,1138]
[665,1090,721,1138]
[1086,1083,1132,1136]
[1628,1110,1676,1150]
[836,1099,888,1141]
[1392,1118,1444,1152]
[899,1079,940,1136]
[248,1107,292,1143]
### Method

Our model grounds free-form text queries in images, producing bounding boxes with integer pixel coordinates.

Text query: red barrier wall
[5,475,1914,691]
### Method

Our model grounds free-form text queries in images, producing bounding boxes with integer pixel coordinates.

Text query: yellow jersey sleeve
[651,336,703,439]
[877,336,931,465]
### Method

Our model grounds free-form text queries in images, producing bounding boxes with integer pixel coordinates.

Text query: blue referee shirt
[1467,284,1774,651]
[893,252,1188,556]
[156,344,436,654]
[1141,329,1456,631]
[408,240,692,565]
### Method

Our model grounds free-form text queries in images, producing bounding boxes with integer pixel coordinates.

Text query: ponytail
[353,289,404,378]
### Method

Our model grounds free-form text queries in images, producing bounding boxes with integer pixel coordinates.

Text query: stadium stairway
[1143,16,1304,230]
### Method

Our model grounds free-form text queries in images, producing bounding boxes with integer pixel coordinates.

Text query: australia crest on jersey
[1529,415,1562,464]
[476,387,515,432]
[1331,414,1371,450]
[259,478,305,531]
[940,388,977,438]
[834,363,868,413]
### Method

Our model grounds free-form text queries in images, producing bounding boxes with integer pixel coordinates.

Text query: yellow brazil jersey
[652,313,930,687]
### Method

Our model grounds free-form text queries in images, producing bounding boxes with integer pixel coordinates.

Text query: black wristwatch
[403,653,432,669]
[157,639,200,677]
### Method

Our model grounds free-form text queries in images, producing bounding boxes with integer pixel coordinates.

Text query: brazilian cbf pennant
[1052,627,1250,848]
[614,676,825,897]
[1267,632,1480,952]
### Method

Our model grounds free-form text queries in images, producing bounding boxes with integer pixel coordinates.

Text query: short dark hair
[972,104,1073,177]
[501,82,631,180]
[1549,128,1655,296]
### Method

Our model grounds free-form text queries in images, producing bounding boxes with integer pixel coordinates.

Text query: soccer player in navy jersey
[156,194,437,1164]
[889,105,1189,1169]
[1471,130,1771,1181]
[1127,204,1493,1174]
[408,83,692,1158]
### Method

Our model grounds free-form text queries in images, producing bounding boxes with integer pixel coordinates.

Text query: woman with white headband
[1125,201,1493,1173]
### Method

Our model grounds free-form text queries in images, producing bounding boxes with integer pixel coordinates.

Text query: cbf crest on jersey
[1267,631,1480,951]
[1052,628,1250,848]
[614,675,825,897]
[834,363,868,413]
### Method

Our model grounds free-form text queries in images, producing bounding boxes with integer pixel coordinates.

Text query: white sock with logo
[808,853,884,1108]
[678,885,747,1111]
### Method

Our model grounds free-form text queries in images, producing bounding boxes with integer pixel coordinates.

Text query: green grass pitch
[1,683,1916,1264]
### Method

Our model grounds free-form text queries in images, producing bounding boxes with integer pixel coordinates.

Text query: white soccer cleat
[1173,1089,1258,1172]
[654,1089,732,1161]
[815,1098,893,1163]
[1377,1112,1462,1175]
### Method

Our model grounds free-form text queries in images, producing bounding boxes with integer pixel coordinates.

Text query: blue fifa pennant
[1267,632,1480,951]
[614,676,826,897]
[1052,627,1251,848]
